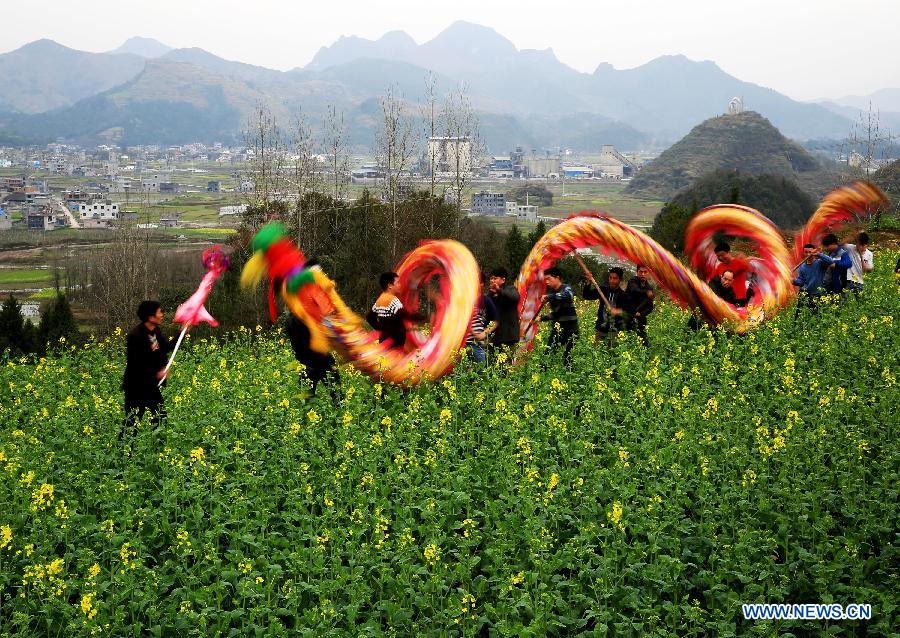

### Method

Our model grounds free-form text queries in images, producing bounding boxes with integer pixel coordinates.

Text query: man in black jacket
[582,266,628,346]
[625,264,655,346]
[121,300,173,439]
[487,267,520,353]
[540,267,579,366]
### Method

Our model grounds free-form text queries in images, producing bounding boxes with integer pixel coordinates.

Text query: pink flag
[160,247,230,385]
[173,246,230,328]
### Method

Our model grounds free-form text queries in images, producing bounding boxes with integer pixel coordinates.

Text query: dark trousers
[688,313,705,332]
[793,292,820,319]
[121,398,166,440]
[548,325,578,367]
[628,315,649,346]
[301,363,339,401]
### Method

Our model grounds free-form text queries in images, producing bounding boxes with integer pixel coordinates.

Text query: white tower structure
[727,97,744,115]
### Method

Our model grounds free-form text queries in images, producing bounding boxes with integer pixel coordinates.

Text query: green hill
[627,111,832,201]
[0,39,145,113]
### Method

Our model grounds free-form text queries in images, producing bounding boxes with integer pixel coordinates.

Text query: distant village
[0,138,647,232]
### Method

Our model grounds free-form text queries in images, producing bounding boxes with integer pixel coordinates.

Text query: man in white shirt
[843,232,873,295]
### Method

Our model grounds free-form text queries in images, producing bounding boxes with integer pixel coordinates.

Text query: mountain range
[0,23,895,150]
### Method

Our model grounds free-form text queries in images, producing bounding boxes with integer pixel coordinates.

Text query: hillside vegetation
[671,170,816,227]
[873,159,900,207]
[649,170,816,252]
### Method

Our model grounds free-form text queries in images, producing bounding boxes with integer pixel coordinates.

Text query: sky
[3,0,897,102]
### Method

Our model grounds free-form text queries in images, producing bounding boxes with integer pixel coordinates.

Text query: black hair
[609,266,624,278]
[490,267,509,279]
[305,258,320,269]
[137,300,161,322]
[857,232,870,245]
[714,241,731,253]
[803,243,816,249]
[544,267,562,279]
[379,271,398,291]
[636,263,648,271]
[822,233,839,246]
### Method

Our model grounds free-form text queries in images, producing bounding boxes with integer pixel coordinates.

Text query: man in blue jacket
[819,233,852,296]
[793,235,850,315]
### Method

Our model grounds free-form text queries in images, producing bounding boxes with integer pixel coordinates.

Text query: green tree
[0,295,37,356]
[649,202,695,253]
[508,184,553,207]
[527,220,548,247]
[38,293,78,350]
[504,224,530,273]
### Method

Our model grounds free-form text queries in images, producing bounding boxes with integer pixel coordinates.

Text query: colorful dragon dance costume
[241,181,887,383]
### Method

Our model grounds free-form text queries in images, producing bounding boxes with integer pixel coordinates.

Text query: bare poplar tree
[288,111,322,244]
[846,101,895,177]
[441,83,482,224]
[244,103,286,226]
[376,84,414,260]
[87,222,161,331]
[323,105,350,202]
[422,72,440,198]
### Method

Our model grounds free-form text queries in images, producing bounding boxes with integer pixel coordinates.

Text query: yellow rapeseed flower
[31,483,55,511]
[119,543,138,569]
[80,592,98,620]
[423,543,441,565]
[607,501,625,532]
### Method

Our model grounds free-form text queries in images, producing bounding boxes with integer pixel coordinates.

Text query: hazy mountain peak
[425,20,516,54]
[111,37,172,58]
[15,38,72,54]
[832,87,900,112]
[307,30,418,70]
[377,30,417,46]
[639,54,717,70]
[415,20,520,75]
